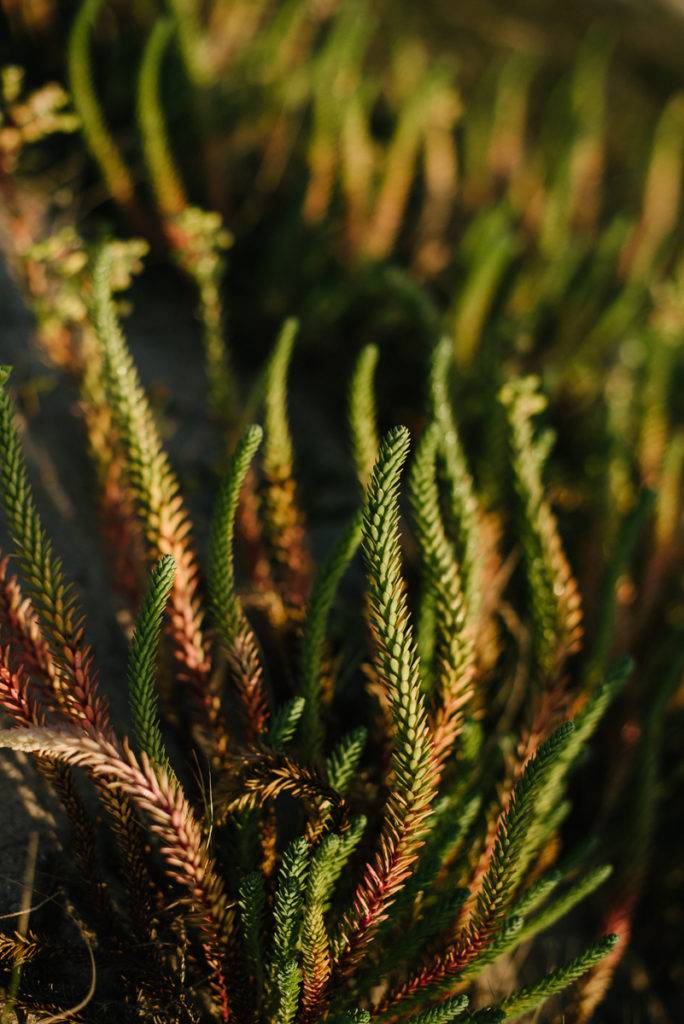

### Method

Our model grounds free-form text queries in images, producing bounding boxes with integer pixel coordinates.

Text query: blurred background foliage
[1,1,684,1021]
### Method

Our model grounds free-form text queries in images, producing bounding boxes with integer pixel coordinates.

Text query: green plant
[2,6,684,1022]
[0,248,629,1021]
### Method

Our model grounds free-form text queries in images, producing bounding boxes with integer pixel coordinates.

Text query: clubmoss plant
[2,10,684,1020]
[0,265,628,1020]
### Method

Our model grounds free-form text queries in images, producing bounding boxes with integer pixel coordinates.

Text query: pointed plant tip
[383,424,411,448]
[434,334,452,358]
[0,366,12,386]
[154,553,177,582]
[280,316,300,342]
[499,373,545,407]
[422,419,441,444]
[603,932,620,949]
[244,422,264,444]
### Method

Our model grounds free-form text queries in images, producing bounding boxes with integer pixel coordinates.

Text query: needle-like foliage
[334,427,439,971]
[3,13,683,1021]
[408,422,475,763]
[0,725,233,1018]
[325,727,367,795]
[209,424,269,741]
[90,246,222,752]
[428,339,483,624]
[0,366,111,734]
[497,934,619,1021]
[136,16,186,219]
[349,344,380,489]
[299,512,363,761]
[500,376,583,681]
[261,318,312,618]
[127,554,175,768]
[380,723,577,1012]
[68,0,144,229]
[0,306,631,1022]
